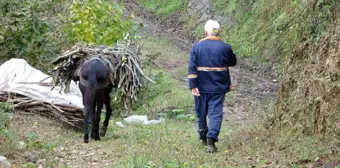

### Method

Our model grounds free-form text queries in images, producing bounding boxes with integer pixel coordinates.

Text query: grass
[0,114,78,167]
[109,119,238,168]
[2,113,339,167]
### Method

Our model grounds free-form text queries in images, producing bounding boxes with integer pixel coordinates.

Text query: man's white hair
[204,20,220,36]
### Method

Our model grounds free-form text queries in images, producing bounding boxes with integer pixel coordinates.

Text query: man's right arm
[188,46,198,89]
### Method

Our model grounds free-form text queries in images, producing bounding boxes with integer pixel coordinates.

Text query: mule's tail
[85,70,97,123]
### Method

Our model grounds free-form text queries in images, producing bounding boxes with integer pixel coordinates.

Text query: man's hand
[191,88,200,96]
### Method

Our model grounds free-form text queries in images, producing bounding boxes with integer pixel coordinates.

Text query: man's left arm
[227,47,237,66]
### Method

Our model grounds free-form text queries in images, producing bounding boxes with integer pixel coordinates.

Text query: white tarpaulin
[0,58,84,109]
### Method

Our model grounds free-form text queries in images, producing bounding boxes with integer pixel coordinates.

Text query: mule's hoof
[100,131,106,137]
[84,134,89,143]
[100,127,107,137]
[94,136,101,141]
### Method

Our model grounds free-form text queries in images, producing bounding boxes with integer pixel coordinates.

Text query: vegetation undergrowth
[0,102,16,158]
[209,0,337,65]
[137,0,186,15]
[0,0,67,68]
[1,107,78,167]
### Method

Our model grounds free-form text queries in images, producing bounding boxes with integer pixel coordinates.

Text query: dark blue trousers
[194,93,225,142]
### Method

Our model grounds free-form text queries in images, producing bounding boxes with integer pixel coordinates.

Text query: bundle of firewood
[49,38,155,112]
[0,92,84,130]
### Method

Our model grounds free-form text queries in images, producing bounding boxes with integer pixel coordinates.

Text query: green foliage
[1,0,140,70]
[0,0,64,68]
[63,0,141,46]
[138,0,186,15]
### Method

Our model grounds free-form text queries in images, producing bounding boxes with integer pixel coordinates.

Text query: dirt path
[124,2,280,125]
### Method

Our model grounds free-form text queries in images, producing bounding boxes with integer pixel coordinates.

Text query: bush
[0,0,141,70]
[0,102,13,131]
[62,0,142,46]
[0,0,64,69]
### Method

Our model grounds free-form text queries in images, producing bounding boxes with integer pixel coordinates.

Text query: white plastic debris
[148,117,165,124]
[0,156,11,168]
[115,121,125,128]
[123,115,164,125]
[0,58,83,109]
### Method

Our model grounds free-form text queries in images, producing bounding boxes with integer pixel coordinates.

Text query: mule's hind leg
[100,86,113,137]
[92,100,103,141]
[80,84,90,143]
[90,100,97,140]
[83,108,90,143]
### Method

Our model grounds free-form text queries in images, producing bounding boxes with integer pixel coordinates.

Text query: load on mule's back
[78,56,115,143]
[49,41,155,143]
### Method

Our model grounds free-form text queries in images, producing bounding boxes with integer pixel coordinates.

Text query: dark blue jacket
[188,36,237,93]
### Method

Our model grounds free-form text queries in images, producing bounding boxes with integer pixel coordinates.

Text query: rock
[86,153,95,157]
[198,13,211,23]
[0,156,11,168]
[18,141,27,149]
[115,121,125,128]
[187,0,236,26]
[23,152,37,163]
[37,159,46,168]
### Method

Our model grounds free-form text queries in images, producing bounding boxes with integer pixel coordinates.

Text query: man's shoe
[207,138,217,153]
[200,138,207,146]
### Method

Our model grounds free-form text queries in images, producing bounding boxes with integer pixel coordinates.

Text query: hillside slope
[274,7,340,144]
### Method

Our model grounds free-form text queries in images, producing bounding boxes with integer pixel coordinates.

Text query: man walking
[188,20,237,153]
